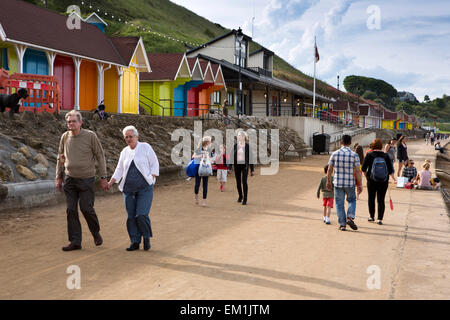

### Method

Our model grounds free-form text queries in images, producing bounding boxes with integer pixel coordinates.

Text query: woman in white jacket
[108,126,159,251]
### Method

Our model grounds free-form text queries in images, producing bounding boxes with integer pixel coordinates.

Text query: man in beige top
[56,110,108,251]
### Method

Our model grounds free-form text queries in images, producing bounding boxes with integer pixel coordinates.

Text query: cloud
[171,0,450,99]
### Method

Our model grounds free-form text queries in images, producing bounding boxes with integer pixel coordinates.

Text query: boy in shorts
[317,165,334,224]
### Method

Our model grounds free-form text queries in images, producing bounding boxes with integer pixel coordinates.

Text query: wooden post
[72,57,82,111]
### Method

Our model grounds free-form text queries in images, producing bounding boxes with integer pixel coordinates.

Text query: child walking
[215,144,229,192]
[317,165,334,224]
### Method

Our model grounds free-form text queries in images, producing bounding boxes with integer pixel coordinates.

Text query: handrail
[139,100,153,115]
[139,93,170,116]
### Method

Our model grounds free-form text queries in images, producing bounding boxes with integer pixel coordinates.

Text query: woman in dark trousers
[361,139,396,225]
[396,136,408,177]
[229,131,254,205]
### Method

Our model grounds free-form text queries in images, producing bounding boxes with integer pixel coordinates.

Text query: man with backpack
[361,139,396,225]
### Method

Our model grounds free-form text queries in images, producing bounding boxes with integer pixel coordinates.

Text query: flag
[314,41,320,63]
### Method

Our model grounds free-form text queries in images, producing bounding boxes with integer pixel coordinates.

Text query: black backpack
[370,156,388,182]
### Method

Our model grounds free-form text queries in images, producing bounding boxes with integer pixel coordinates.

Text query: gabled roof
[110,37,150,72]
[187,57,203,80]
[187,29,252,55]
[0,0,126,65]
[199,60,214,83]
[84,12,108,26]
[211,63,226,89]
[140,53,189,81]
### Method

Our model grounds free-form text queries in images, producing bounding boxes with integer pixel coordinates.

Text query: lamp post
[236,28,244,116]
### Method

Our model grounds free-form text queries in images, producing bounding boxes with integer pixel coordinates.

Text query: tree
[424,95,430,101]
[361,90,377,101]
[396,102,414,115]
[435,98,445,109]
[343,75,397,102]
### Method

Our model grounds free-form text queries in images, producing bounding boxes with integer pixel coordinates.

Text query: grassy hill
[25,0,338,98]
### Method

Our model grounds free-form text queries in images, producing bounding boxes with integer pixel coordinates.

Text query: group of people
[56,110,255,252]
[425,131,447,154]
[192,130,255,207]
[317,133,438,230]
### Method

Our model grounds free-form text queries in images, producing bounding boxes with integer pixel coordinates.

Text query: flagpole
[313,36,316,119]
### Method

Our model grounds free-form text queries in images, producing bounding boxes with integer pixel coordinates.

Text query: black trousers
[235,164,249,200]
[367,178,389,220]
[195,175,209,199]
[63,176,100,246]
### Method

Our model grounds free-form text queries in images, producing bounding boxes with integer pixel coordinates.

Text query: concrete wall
[268,116,376,150]
[0,166,185,213]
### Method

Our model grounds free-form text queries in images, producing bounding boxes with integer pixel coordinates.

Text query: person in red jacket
[215,144,229,192]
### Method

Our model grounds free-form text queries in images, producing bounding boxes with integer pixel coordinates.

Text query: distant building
[398,91,417,103]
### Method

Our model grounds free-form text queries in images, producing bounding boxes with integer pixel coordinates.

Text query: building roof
[0,0,149,70]
[0,0,126,65]
[84,12,108,26]
[331,99,349,111]
[109,37,140,66]
[249,47,274,57]
[140,53,186,81]
[186,29,252,55]
[383,109,398,120]
[196,54,332,102]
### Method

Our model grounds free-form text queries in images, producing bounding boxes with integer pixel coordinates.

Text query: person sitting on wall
[434,141,445,154]
[94,101,108,120]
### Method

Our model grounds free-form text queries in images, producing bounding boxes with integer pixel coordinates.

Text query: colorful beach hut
[139,53,191,116]
[0,0,150,113]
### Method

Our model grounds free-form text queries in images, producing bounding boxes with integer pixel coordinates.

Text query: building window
[263,54,269,70]
[227,92,234,106]
[213,91,221,104]
[234,38,247,67]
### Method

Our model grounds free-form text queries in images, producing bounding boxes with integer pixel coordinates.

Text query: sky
[171,0,450,101]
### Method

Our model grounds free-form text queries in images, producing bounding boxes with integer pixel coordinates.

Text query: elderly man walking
[56,110,108,251]
[326,135,363,231]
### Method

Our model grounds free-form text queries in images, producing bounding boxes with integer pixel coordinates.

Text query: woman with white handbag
[193,136,212,207]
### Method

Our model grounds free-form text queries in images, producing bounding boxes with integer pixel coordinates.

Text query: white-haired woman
[193,136,212,207]
[107,126,159,251]
[229,130,254,205]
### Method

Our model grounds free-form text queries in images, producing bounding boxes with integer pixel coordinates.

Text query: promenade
[0,140,448,299]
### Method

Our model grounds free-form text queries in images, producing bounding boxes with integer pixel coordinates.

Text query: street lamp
[236,27,244,116]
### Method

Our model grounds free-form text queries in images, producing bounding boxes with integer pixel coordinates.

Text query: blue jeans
[195,175,209,199]
[123,184,154,244]
[334,187,356,227]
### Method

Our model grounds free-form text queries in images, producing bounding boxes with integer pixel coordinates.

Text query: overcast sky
[171,0,450,101]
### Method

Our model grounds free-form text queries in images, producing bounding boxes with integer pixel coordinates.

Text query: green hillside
[25,0,336,97]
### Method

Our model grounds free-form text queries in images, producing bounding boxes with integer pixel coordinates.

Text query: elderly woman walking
[108,126,159,251]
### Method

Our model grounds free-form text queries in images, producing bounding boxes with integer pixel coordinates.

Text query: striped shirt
[328,146,360,188]
[402,166,417,182]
